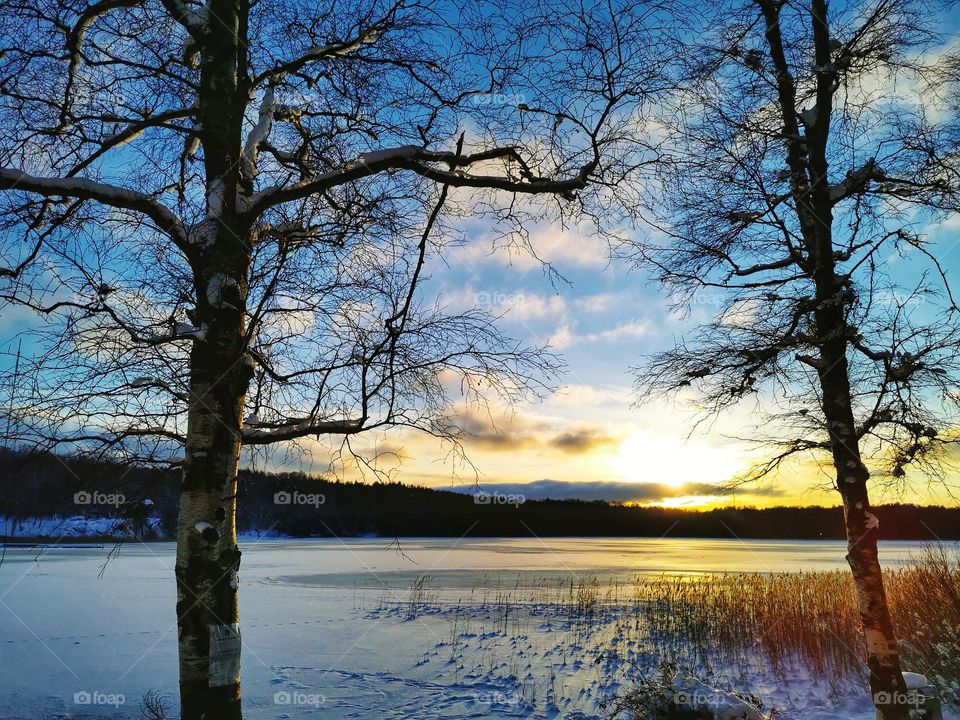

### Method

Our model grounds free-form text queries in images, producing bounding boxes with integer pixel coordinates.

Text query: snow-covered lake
[0,537,948,719]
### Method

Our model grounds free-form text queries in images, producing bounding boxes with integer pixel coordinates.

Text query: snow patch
[799,106,818,127]
[187,218,217,247]
[0,515,161,538]
[206,179,225,217]
[206,274,238,307]
[903,672,931,690]
[241,87,275,181]
[358,145,420,164]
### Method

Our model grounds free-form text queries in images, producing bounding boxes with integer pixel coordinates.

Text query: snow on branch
[248,144,597,216]
[105,321,207,346]
[241,87,275,184]
[241,417,364,444]
[148,322,207,343]
[70,108,196,176]
[0,169,188,244]
[302,29,382,58]
[828,159,884,204]
[157,0,208,36]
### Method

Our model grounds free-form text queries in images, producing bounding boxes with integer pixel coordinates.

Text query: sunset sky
[3,1,958,511]
[255,208,960,509]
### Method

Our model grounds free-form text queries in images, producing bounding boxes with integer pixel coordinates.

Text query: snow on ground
[1,515,162,539]
[0,538,953,719]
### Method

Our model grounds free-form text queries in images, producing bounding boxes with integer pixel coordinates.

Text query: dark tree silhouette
[0,0,670,716]
[628,1,960,717]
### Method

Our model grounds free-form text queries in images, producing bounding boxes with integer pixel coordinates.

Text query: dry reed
[395,544,960,702]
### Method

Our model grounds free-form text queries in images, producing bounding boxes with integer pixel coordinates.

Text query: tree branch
[247,145,597,215]
[0,169,187,245]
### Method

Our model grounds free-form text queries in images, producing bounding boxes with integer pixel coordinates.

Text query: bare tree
[628,1,960,717]
[0,0,670,717]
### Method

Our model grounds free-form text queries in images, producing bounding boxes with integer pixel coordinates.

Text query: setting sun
[611,432,746,490]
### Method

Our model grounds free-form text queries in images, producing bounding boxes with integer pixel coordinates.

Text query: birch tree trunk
[808,176,909,720]
[174,253,253,720]
[634,1,955,717]
[813,282,910,720]
[175,0,252,716]
[0,0,652,717]
[175,356,247,720]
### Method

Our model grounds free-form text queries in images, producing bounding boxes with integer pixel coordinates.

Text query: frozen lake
[0,537,943,719]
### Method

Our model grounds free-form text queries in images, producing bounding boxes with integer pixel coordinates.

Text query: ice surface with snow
[0,537,954,719]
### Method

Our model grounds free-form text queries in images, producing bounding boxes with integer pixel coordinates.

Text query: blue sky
[3,0,960,508]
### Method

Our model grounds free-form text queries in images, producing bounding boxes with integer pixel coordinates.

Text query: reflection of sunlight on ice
[653,495,725,509]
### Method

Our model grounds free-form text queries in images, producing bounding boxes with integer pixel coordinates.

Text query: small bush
[607,663,770,720]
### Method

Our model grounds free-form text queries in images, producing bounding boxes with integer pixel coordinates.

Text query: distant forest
[1,448,958,541]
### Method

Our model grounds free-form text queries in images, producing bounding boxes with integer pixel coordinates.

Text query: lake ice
[0,537,952,719]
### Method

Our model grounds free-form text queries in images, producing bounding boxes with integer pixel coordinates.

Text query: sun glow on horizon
[610,432,746,490]
[647,495,727,509]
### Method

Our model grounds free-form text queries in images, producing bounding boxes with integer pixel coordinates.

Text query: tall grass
[889,545,960,703]
[393,545,960,703]
[629,546,960,700]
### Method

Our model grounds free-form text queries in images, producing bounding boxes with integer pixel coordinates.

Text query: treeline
[1,448,959,540]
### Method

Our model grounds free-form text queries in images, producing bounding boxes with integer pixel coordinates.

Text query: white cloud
[441,287,570,324]
[548,319,651,349]
[548,325,577,349]
[591,320,651,342]
[574,292,626,314]
[450,224,608,272]
[549,384,634,408]
[506,294,568,322]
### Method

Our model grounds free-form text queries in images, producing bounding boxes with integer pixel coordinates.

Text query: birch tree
[629,1,960,717]
[0,0,669,717]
